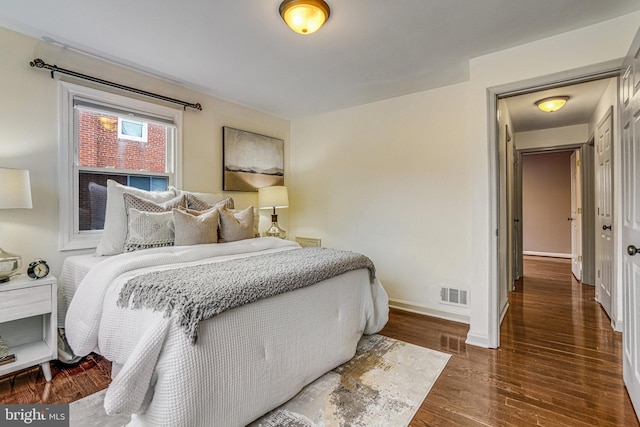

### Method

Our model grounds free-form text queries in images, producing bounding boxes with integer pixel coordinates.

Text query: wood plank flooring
[382,256,638,426]
[0,256,637,426]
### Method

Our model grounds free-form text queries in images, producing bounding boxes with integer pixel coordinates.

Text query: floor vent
[440,287,469,306]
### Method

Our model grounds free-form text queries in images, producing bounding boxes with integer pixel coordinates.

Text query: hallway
[383,256,639,425]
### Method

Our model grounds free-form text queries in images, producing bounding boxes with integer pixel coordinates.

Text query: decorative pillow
[173,208,219,246]
[184,193,234,211]
[123,192,186,214]
[218,206,255,243]
[95,180,178,256]
[124,209,175,252]
[227,207,260,238]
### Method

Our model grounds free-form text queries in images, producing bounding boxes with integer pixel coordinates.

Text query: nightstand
[0,275,57,382]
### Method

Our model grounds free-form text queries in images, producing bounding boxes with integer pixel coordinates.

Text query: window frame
[59,82,183,251]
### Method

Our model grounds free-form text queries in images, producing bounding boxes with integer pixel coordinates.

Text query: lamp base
[263,222,287,239]
[0,247,21,283]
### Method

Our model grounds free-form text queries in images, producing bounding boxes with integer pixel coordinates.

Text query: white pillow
[95,180,178,256]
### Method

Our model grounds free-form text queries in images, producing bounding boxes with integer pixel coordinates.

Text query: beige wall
[0,26,290,277]
[289,12,640,346]
[522,151,573,256]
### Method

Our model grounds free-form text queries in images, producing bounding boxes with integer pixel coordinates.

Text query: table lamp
[258,186,289,239]
[0,168,33,283]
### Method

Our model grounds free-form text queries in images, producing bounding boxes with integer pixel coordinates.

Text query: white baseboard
[499,301,509,324]
[388,298,470,324]
[465,332,492,348]
[523,251,572,259]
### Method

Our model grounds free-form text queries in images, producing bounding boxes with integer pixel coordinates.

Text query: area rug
[69,334,450,427]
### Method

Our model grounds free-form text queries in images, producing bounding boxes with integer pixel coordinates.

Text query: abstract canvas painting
[223,127,284,191]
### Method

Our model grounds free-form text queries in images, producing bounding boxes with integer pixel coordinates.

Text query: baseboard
[612,318,623,332]
[523,251,572,259]
[499,301,509,324]
[465,332,492,348]
[388,298,470,324]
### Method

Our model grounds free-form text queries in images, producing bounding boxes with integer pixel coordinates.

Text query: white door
[596,108,613,320]
[570,150,582,281]
[621,27,640,416]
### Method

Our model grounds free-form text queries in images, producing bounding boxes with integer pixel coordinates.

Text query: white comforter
[65,238,389,426]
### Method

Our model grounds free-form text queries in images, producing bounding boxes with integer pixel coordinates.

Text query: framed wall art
[222,126,284,191]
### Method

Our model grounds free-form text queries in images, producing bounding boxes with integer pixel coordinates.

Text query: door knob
[602,225,612,230]
[514,218,520,223]
[568,217,574,221]
[628,245,640,256]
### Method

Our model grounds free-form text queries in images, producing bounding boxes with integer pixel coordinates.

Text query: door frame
[487,60,622,347]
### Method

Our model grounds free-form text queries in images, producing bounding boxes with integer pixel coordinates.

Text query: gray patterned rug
[69,334,450,427]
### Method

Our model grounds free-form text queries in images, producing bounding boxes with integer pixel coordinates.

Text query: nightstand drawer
[0,284,51,323]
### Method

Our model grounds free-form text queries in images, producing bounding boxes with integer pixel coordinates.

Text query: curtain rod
[29,58,202,111]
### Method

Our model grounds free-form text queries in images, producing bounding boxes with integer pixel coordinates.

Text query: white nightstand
[0,275,57,382]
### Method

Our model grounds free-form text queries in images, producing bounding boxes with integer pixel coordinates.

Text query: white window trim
[58,81,183,251]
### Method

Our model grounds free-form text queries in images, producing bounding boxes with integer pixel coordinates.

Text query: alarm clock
[27,259,50,279]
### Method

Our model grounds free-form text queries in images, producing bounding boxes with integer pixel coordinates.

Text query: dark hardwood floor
[1,256,637,426]
[382,256,638,426]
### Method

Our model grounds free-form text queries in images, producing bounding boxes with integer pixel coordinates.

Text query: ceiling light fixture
[535,96,569,113]
[279,0,330,35]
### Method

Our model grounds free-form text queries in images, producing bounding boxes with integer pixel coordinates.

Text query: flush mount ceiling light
[535,96,570,113]
[279,0,330,35]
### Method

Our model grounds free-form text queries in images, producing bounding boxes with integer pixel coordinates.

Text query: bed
[62,182,389,427]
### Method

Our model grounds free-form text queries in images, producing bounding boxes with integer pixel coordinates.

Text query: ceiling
[1,1,639,120]
[504,78,615,133]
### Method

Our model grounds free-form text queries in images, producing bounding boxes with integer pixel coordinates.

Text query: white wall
[290,82,474,323]
[289,12,640,347]
[0,27,290,277]
[516,125,589,150]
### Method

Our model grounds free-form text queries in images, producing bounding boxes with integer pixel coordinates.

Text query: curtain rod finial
[30,58,45,68]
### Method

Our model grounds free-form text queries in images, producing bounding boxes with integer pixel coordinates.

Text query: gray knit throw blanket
[117,247,376,344]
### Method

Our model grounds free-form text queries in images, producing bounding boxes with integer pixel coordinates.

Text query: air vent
[440,286,469,307]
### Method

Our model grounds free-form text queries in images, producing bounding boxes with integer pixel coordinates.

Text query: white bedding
[65,238,389,426]
[58,254,106,327]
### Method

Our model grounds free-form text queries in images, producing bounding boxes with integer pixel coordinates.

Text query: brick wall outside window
[78,111,166,172]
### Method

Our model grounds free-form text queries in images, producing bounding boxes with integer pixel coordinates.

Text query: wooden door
[596,107,613,320]
[570,150,582,281]
[621,26,640,417]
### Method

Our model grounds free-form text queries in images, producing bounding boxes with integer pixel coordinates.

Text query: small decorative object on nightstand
[0,275,58,381]
[27,259,50,279]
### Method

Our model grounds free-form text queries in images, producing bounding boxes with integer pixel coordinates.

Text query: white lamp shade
[258,186,289,209]
[0,168,33,209]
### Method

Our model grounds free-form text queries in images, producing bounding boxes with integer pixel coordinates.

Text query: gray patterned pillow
[185,193,234,211]
[124,209,175,252]
[218,206,255,243]
[173,208,219,246]
[122,193,186,252]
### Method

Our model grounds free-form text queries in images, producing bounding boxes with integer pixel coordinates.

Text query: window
[118,117,148,142]
[59,82,183,250]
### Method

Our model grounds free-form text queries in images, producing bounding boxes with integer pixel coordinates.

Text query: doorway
[520,150,575,260]
[489,65,620,348]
